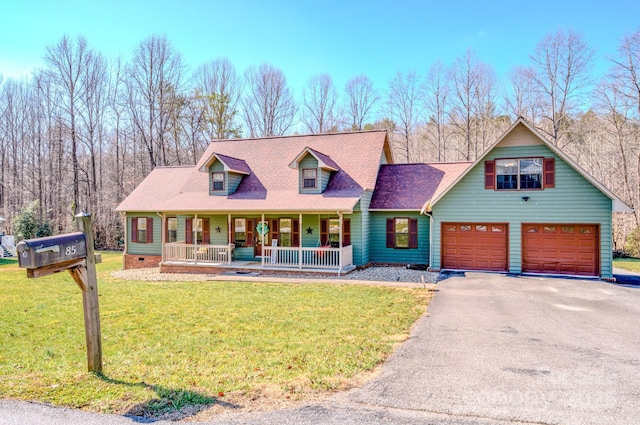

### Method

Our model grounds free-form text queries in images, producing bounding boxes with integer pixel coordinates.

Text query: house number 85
[66,246,77,256]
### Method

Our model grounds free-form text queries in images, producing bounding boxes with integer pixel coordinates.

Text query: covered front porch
[162,243,354,274]
[158,211,356,275]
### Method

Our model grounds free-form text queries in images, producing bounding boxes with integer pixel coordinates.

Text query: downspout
[426,211,434,272]
[120,212,127,270]
[299,212,303,269]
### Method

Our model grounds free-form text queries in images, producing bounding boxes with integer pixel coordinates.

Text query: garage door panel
[522,223,598,276]
[442,222,508,272]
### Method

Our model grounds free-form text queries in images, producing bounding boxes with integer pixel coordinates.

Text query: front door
[254,221,270,257]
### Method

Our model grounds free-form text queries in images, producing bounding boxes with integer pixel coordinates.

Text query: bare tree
[526,29,594,146]
[344,75,378,131]
[422,62,450,161]
[504,66,539,121]
[43,35,89,214]
[193,57,242,139]
[301,74,339,133]
[386,70,423,162]
[127,34,186,169]
[448,49,481,160]
[242,63,297,137]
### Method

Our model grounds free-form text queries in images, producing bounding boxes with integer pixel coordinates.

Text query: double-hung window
[279,218,292,247]
[302,168,317,188]
[212,172,225,191]
[166,217,177,243]
[137,217,148,243]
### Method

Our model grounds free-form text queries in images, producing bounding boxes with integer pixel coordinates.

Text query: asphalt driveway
[2,273,639,424]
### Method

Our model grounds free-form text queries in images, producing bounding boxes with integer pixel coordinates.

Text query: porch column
[194,214,198,265]
[338,212,343,271]
[228,213,232,265]
[160,213,166,263]
[299,212,303,269]
[261,213,265,268]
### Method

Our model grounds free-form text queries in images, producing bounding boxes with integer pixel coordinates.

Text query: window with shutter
[485,160,495,189]
[320,219,329,246]
[131,217,153,244]
[247,219,255,247]
[386,218,394,248]
[409,218,418,248]
[185,218,193,244]
[544,158,555,188]
[343,219,351,246]
[292,219,300,247]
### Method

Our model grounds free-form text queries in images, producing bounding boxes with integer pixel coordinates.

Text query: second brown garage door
[442,223,508,271]
[522,224,599,276]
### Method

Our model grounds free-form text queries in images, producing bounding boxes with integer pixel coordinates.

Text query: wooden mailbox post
[16,213,103,373]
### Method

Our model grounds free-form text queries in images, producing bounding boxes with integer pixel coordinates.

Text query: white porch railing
[262,245,353,270]
[164,243,233,264]
[1,235,16,257]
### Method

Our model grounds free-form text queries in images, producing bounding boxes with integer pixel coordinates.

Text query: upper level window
[495,158,542,190]
[212,172,225,191]
[302,168,317,188]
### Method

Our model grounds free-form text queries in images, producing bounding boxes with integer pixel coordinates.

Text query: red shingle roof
[116,130,389,213]
[370,162,471,210]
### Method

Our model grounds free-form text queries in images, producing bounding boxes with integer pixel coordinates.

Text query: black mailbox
[17,232,87,269]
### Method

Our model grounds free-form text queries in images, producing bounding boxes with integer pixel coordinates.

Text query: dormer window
[303,169,317,188]
[212,172,225,191]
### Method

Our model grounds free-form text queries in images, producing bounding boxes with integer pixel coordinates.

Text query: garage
[441,223,508,271]
[522,224,598,276]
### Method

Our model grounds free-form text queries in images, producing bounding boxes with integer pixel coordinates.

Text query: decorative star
[215,226,222,233]
[306,227,313,235]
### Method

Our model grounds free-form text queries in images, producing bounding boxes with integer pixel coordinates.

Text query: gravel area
[111,266,440,284]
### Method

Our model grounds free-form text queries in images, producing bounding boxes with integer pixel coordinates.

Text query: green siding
[358,190,373,265]
[348,212,363,266]
[369,212,430,264]
[227,173,244,194]
[127,213,162,255]
[431,145,613,277]
[301,215,320,247]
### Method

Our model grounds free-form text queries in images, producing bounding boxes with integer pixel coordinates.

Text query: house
[116,118,631,278]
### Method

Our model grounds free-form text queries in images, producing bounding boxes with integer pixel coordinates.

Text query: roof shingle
[117,130,389,213]
[370,162,471,210]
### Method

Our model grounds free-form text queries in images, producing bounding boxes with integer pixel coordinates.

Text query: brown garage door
[522,224,598,276]
[442,223,508,271]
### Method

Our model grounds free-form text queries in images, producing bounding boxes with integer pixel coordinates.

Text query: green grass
[0,252,429,418]
[613,257,640,272]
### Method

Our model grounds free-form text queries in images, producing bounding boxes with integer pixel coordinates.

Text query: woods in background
[1,28,639,252]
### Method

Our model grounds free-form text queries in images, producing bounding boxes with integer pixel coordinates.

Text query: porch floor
[161,260,357,275]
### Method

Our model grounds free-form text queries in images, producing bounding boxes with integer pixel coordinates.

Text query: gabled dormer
[289,147,340,194]
[198,152,251,196]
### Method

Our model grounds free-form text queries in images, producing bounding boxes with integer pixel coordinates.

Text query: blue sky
[1,0,639,97]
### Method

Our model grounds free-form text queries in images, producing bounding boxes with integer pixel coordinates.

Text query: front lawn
[613,257,640,272]
[0,252,430,419]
